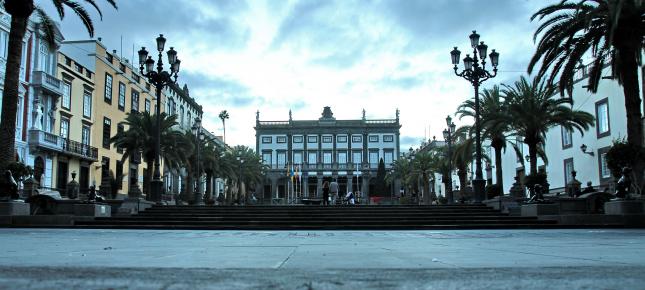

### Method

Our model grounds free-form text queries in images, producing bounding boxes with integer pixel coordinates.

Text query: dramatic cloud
[46,0,555,151]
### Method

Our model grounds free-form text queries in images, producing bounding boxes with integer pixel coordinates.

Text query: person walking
[322,181,330,206]
[330,179,339,205]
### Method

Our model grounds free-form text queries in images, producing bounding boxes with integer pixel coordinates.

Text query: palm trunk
[458,168,467,200]
[222,120,226,144]
[528,144,538,176]
[205,171,213,201]
[422,172,430,204]
[493,144,504,193]
[0,9,30,170]
[144,158,154,198]
[618,46,644,191]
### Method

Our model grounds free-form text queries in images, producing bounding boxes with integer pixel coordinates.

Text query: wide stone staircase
[75,204,558,230]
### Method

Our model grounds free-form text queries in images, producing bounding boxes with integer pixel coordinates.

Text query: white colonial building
[255,106,401,203]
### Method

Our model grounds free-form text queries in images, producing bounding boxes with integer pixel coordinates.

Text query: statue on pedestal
[0,170,19,200]
[615,167,632,199]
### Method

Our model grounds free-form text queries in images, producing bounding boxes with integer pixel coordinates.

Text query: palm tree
[456,85,512,192]
[411,151,441,204]
[528,0,644,183]
[225,145,266,203]
[0,0,118,170]
[110,112,184,197]
[218,110,229,144]
[503,76,595,177]
[386,157,411,197]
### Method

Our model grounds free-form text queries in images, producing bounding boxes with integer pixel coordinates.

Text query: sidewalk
[1,228,644,289]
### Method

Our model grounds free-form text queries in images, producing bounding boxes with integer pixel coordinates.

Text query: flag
[295,165,300,181]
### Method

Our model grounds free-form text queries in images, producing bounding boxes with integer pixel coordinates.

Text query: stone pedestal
[557,198,588,214]
[116,198,154,215]
[483,196,520,213]
[0,201,30,215]
[604,200,644,215]
[521,203,559,216]
[73,204,111,217]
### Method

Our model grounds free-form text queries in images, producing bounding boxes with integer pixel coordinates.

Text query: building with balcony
[255,106,401,202]
[0,9,37,168]
[59,39,164,197]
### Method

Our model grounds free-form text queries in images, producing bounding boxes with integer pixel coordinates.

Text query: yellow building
[48,51,100,194]
[60,39,164,197]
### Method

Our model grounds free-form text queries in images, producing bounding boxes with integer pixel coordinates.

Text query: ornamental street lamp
[192,118,204,204]
[138,34,181,203]
[451,30,499,203]
[442,115,456,204]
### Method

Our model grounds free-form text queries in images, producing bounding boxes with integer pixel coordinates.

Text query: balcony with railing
[29,129,63,152]
[29,129,98,161]
[266,162,390,173]
[32,70,63,97]
[61,138,98,161]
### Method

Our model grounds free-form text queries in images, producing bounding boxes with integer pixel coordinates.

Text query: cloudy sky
[42,0,555,151]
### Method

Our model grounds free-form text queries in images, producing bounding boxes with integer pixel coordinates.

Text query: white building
[493,64,644,195]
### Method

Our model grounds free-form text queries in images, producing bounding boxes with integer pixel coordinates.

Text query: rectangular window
[131,90,140,112]
[104,73,113,103]
[82,90,92,118]
[369,135,379,142]
[82,126,90,145]
[564,158,574,186]
[337,151,347,164]
[383,135,394,142]
[337,135,347,143]
[116,124,124,154]
[293,136,303,143]
[323,152,332,164]
[61,82,71,110]
[118,82,126,111]
[352,135,362,143]
[116,160,123,189]
[101,157,110,182]
[262,136,272,143]
[119,63,126,72]
[369,151,379,165]
[561,126,572,149]
[132,73,140,83]
[59,117,69,139]
[600,151,611,179]
[277,152,286,167]
[145,99,151,113]
[262,152,272,166]
[595,98,610,138]
[106,53,113,64]
[64,57,72,66]
[277,136,287,143]
[85,70,92,79]
[102,117,111,149]
[74,63,83,74]
[352,151,362,164]
[307,135,318,143]
[384,150,394,165]
[322,136,332,143]
[308,152,317,164]
[293,152,303,164]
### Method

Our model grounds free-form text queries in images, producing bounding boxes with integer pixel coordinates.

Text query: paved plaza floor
[1,228,645,289]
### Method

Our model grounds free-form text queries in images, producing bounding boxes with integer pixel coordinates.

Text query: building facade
[255,106,401,203]
[163,82,203,194]
[60,39,163,197]
[490,63,644,195]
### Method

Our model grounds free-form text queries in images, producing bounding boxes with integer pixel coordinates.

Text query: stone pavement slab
[0,228,644,289]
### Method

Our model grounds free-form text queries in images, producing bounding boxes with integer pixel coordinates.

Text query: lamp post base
[473,178,486,203]
[150,179,164,204]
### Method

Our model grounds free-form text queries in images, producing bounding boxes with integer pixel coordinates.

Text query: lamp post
[443,115,456,204]
[451,30,499,203]
[191,118,203,204]
[236,155,244,204]
[138,34,181,203]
